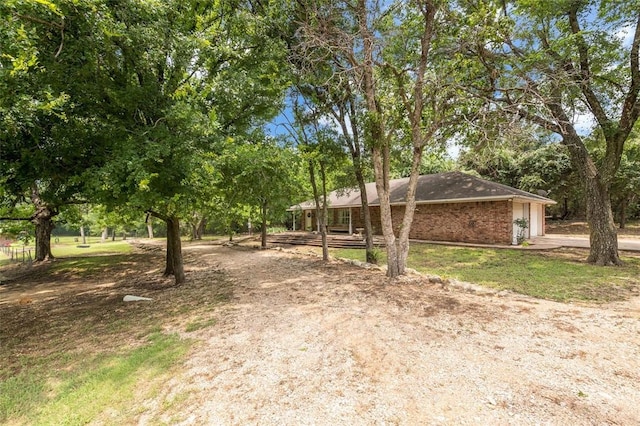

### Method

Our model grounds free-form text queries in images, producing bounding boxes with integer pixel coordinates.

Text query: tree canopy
[2,0,639,280]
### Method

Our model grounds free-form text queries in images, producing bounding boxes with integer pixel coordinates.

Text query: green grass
[2,240,131,264]
[332,243,640,302]
[0,333,191,425]
[46,255,140,280]
[52,240,132,257]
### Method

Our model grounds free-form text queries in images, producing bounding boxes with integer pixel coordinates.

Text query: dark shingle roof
[290,171,555,210]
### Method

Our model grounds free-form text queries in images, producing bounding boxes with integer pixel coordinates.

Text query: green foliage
[213,136,305,234]
[0,204,34,238]
[0,0,118,209]
[513,218,529,245]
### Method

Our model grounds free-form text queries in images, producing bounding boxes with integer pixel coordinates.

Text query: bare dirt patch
[2,241,640,424]
[153,243,640,425]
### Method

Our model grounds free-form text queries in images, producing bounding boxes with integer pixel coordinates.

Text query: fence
[0,245,33,263]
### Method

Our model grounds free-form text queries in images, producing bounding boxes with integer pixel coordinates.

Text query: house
[288,171,556,245]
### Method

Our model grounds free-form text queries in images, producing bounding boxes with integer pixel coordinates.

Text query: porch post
[292,212,296,231]
[348,208,352,234]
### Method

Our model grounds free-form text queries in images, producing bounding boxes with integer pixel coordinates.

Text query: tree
[296,0,473,276]
[215,137,302,249]
[0,0,117,260]
[461,0,640,265]
[285,95,351,261]
[288,11,379,262]
[94,0,289,284]
[599,131,640,228]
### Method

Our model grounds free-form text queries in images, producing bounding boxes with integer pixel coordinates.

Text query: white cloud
[615,24,635,48]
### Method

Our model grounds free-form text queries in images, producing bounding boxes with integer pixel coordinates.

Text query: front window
[337,209,350,225]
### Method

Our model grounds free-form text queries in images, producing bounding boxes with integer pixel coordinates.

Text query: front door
[305,210,312,231]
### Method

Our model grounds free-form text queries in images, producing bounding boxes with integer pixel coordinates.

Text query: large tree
[289,14,378,263]
[95,0,289,284]
[296,0,472,277]
[0,0,116,260]
[461,0,640,265]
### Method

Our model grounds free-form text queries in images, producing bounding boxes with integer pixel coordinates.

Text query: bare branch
[567,7,611,132]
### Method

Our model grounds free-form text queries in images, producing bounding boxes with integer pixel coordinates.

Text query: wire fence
[0,245,33,263]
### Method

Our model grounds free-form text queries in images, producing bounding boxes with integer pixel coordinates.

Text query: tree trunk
[164,227,175,276]
[585,177,621,265]
[355,0,405,277]
[261,201,268,249]
[560,133,621,266]
[80,226,86,244]
[197,218,206,239]
[147,222,154,239]
[308,159,329,261]
[190,217,206,240]
[618,197,627,229]
[372,144,402,276]
[357,173,376,264]
[319,163,329,261]
[166,216,185,284]
[111,230,116,241]
[30,187,56,262]
[336,97,376,264]
[101,227,108,242]
[33,215,55,261]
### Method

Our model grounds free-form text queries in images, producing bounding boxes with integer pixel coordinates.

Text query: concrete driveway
[530,234,640,252]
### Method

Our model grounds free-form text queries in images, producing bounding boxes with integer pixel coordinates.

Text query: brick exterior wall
[350,201,514,244]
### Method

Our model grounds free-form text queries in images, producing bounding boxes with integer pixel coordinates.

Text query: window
[337,209,350,225]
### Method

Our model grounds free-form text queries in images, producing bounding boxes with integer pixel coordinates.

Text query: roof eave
[391,194,556,206]
[289,195,557,210]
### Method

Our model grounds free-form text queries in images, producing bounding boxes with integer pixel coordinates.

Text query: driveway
[531,234,640,252]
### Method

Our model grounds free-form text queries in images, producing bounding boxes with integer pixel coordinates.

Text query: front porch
[291,207,357,234]
[267,231,385,249]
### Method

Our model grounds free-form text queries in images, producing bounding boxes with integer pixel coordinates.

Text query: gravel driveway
[150,245,640,425]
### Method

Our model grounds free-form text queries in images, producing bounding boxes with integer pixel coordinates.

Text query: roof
[288,171,556,210]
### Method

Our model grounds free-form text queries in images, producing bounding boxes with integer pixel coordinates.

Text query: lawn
[1,332,190,425]
[332,244,640,302]
[0,240,231,425]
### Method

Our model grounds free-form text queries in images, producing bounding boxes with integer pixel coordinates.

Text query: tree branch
[15,13,64,29]
[567,7,612,132]
[145,209,169,222]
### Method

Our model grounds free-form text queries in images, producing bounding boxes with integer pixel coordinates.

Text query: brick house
[288,171,556,245]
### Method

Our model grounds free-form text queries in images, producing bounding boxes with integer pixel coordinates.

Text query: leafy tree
[94,0,289,284]
[0,0,117,260]
[215,136,303,248]
[295,0,475,276]
[288,20,379,263]
[460,0,640,265]
[285,95,351,260]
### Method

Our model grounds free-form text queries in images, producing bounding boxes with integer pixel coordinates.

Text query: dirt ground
[2,241,640,425]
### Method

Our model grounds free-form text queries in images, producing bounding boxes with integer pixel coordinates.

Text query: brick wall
[351,201,513,244]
